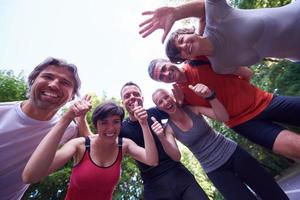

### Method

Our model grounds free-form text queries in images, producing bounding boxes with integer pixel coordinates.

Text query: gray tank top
[168,106,237,173]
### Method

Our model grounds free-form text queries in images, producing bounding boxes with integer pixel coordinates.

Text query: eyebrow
[159,64,166,81]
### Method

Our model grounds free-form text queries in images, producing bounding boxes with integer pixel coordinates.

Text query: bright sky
[0,0,178,108]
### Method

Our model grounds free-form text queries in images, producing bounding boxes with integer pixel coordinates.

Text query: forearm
[209,98,229,122]
[174,0,205,20]
[76,116,93,136]
[22,115,73,183]
[159,137,181,161]
[141,123,159,166]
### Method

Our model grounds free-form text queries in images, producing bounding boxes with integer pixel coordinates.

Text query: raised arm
[75,95,93,137]
[151,117,181,161]
[189,84,229,122]
[22,99,91,183]
[125,103,158,166]
[139,1,205,43]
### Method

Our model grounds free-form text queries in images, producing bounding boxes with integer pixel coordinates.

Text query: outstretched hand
[150,116,165,138]
[139,6,176,43]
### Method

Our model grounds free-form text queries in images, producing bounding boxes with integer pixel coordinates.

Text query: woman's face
[153,90,177,114]
[96,115,121,139]
[174,33,200,60]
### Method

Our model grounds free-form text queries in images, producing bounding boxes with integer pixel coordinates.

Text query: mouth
[104,132,116,137]
[42,91,59,98]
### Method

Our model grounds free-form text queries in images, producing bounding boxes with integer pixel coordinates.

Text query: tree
[0,70,27,102]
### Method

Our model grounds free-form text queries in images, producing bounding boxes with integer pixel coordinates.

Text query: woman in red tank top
[22,98,158,200]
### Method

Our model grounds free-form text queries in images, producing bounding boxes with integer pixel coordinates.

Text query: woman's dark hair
[165,27,196,64]
[92,101,125,128]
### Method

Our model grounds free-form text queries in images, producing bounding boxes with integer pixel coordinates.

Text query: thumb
[188,85,194,90]
[151,116,157,123]
[134,101,138,108]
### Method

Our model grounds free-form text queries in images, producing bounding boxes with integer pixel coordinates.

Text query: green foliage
[230,0,291,8]
[23,164,72,200]
[114,156,143,200]
[0,70,27,102]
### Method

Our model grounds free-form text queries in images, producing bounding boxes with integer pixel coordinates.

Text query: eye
[123,93,130,99]
[42,75,53,80]
[133,92,141,97]
[113,119,121,125]
[60,80,72,87]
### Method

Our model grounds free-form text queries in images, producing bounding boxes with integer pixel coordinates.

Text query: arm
[74,95,93,137]
[189,84,229,122]
[22,99,91,183]
[125,104,158,166]
[172,84,184,107]
[234,67,254,81]
[139,1,205,43]
[151,117,181,161]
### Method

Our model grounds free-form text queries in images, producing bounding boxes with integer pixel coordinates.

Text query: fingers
[134,101,138,108]
[139,17,153,28]
[141,10,154,16]
[189,84,211,98]
[134,106,148,121]
[139,22,154,35]
[140,26,157,38]
[151,116,157,123]
[162,27,171,43]
[188,85,194,90]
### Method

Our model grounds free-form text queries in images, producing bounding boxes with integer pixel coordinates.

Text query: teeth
[105,133,115,137]
[43,91,58,97]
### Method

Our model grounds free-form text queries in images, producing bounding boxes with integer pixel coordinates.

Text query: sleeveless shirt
[168,107,236,172]
[65,137,122,200]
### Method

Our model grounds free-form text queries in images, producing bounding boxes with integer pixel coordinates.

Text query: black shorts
[232,95,300,149]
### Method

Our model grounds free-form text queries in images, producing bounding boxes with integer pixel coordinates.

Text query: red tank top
[65,137,122,200]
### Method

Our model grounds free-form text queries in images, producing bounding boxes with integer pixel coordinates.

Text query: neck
[94,136,117,150]
[169,106,185,121]
[128,112,138,122]
[21,100,58,121]
[198,36,214,56]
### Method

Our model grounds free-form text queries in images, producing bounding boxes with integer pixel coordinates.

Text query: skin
[139,1,205,43]
[21,65,76,121]
[152,62,300,161]
[22,99,158,184]
[121,84,182,161]
[151,89,228,151]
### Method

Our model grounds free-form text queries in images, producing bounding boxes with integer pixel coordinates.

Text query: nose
[48,79,60,89]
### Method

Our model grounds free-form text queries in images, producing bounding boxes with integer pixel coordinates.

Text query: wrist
[205,90,216,101]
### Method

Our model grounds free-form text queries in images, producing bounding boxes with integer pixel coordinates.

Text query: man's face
[153,61,181,83]
[121,85,144,114]
[29,65,75,111]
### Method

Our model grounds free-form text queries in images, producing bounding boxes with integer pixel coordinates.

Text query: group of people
[1,0,299,199]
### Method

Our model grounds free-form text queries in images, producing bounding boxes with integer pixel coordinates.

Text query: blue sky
[0,0,177,107]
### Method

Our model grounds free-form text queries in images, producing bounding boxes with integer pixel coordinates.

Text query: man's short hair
[148,58,169,80]
[27,57,81,98]
[120,81,142,97]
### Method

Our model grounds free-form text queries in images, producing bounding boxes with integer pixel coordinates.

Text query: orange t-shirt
[178,63,273,127]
